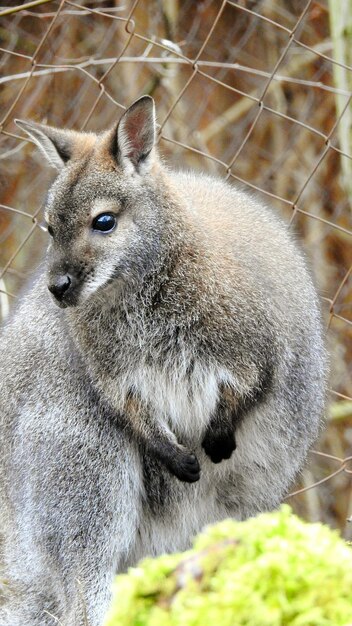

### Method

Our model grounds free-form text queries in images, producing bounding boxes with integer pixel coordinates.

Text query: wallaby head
[16,96,166,308]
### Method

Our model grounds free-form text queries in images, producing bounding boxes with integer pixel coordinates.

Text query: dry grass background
[0,0,351,535]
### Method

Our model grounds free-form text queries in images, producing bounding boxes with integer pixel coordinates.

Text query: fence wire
[0,0,351,535]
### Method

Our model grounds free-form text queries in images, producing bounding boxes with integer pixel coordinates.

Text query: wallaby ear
[115,96,156,171]
[15,120,76,170]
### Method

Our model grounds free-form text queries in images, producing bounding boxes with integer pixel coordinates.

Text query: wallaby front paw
[202,430,236,464]
[166,449,201,483]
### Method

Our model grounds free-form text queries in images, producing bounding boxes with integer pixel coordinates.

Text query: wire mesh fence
[1,0,351,535]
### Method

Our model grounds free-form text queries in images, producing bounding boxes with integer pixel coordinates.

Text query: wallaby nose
[48,275,72,301]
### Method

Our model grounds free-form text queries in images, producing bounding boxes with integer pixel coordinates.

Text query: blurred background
[0,0,351,535]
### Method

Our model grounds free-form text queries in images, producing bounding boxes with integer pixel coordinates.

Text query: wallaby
[0,96,326,626]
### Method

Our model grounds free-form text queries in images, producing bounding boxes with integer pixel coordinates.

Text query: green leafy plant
[104,506,352,626]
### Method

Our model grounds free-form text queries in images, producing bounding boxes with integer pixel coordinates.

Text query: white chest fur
[116,360,237,440]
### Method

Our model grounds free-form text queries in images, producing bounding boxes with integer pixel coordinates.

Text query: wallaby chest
[72,299,229,440]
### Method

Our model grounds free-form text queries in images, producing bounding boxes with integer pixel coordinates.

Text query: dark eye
[47,224,54,237]
[92,213,117,233]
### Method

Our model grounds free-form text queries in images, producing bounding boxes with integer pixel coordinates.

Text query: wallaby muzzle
[48,274,72,300]
[48,269,80,308]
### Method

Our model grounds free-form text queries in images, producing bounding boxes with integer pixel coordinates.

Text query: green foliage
[104,506,352,626]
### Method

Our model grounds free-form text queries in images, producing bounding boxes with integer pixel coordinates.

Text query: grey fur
[0,97,327,625]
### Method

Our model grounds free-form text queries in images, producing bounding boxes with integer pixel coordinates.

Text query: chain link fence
[1,0,351,535]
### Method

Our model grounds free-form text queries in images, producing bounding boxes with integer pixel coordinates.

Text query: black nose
[48,275,72,301]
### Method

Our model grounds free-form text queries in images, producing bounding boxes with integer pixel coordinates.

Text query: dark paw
[202,431,236,464]
[166,450,201,483]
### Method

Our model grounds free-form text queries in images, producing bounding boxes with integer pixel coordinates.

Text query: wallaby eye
[47,224,54,237]
[92,213,117,233]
